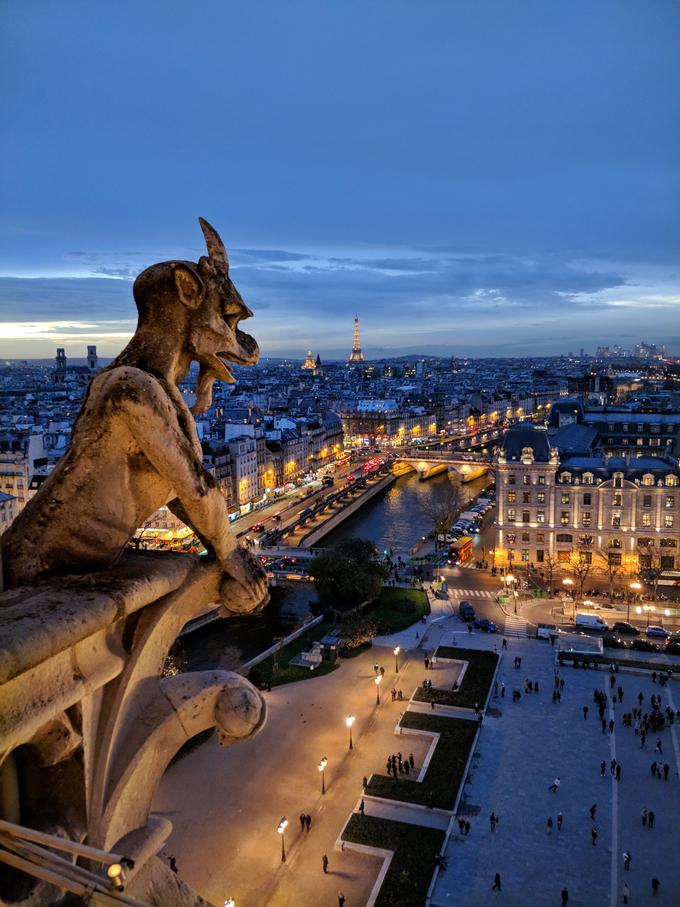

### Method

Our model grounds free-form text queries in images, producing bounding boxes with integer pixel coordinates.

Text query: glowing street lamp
[106,863,124,890]
[628,580,642,622]
[562,577,575,618]
[394,645,401,673]
[375,674,382,705]
[505,573,519,614]
[277,817,288,863]
[345,715,355,750]
[224,900,235,907]
[318,756,328,794]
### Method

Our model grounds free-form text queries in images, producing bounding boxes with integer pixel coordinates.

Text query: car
[630,638,661,653]
[666,641,680,657]
[474,617,498,633]
[458,601,475,621]
[251,523,265,532]
[603,635,629,649]
[322,476,334,486]
[612,622,639,636]
[645,626,670,640]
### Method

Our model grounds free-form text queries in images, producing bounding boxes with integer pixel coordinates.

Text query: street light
[394,645,401,673]
[318,756,328,794]
[628,581,642,622]
[562,577,575,619]
[505,573,518,614]
[345,715,355,750]
[277,817,288,863]
[375,674,382,705]
[224,900,235,907]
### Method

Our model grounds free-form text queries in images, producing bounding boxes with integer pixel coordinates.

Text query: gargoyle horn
[199,217,229,271]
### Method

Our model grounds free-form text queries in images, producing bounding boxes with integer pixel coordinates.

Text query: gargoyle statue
[1,218,268,613]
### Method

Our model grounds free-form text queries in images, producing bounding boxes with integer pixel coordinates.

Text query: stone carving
[1,218,268,618]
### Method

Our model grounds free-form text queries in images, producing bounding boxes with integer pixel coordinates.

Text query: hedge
[342,814,444,907]
[372,587,430,633]
[412,646,498,709]
[365,712,477,810]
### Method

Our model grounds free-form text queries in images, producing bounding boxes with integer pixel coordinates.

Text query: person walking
[363,775,368,789]
[547,817,553,834]
[654,739,662,755]
[299,814,306,832]
[600,760,606,777]
[492,872,502,891]
[583,705,589,719]
[557,812,563,831]
[409,753,415,768]
[561,888,569,905]
[322,853,329,874]
[663,762,669,780]
[623,851,632,871]
[648,810,655,829]
[359,799,365,816]
[651,877,660,896]
[590,804,597,820]
[549,776,561,793]
[642,808,648,827]
[464,820,471,835]
[489,812,498,832]
[622,882,630,904]
[338,892,346,907]
[616,763,621,782]
[591,827,598,846]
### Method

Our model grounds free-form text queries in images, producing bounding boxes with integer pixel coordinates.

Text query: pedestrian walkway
[448,586,497,599]
[502,613,529,637]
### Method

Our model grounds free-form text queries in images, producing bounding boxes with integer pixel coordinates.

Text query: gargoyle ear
[173,264,204,310]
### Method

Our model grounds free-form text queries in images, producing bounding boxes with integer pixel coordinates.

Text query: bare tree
[569,549,594,599]
[541,553,561,595]
[594,548,626,601]
[420,481,465,552]
[638,539,663,602]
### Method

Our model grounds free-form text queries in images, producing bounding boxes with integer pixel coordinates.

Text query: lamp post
[277,817,288,863]
[394,646,401,673]
[562,577,575,619]
[505,573,518,614]
[375,674,382,705]
[224,900,235,907]
[318,756,327,794]
[346,715,355,750]
[628,581,642,623]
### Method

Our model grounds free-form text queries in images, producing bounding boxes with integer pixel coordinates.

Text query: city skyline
[1,1,679,359]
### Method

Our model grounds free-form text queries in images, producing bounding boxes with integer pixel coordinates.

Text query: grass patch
[372,587,430,633]
[414,646,498,709]
[342,814,444,907]
[249,620,339,688]
[365,712,477,810]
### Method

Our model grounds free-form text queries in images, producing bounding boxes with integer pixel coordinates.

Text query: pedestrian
[404,760,410,775]
[609,719,615,734]
[561,888,569,905]
[557,812,563,831]
[611,759,617,776]
[589,804,597,820]
[600,760,606,777]
[322,853,329,874]
[623,851,632,871]
[300,814,306,831]
[591,827,598,846]
[490,812,497,832]
[363,775,368,789]
[549,776,561,793]
[663,763,669,780]
[651,761,657,777]
[651,877,660,896]
[547,817,553,834]
[622,882,630,904]
[642,808,648,827]
[359,799,365,816]
[502,638,507,649]
[616,763,621,782]
[458,818,465,834]
[654,739,662,754]
[431,699,435,711]
[409,753,415,768]
[305,814,312,831]
[648,810,655,829]
[492,872,502,891]
[338,892,346,907]
[583,705,589,719]
[501,682,506,698]
[464,820,471,835]
[601,718,607,734]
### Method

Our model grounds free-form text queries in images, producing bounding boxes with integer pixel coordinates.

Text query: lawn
[372,586,430,633]
[342,814,444,907]
[412,646,498,709]
[249,620,339,688]
[365,711,477,810]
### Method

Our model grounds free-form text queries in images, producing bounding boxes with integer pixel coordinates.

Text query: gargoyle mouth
[213,327,260,383]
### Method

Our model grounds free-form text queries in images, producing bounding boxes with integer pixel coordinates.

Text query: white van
[575,613,609,632]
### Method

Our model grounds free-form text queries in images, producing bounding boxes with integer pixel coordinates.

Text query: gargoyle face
[187,218,260,387]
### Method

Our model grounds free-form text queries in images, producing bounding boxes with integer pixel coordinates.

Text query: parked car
[666,641,680,657]
[575,613,609,631]
[458,601,475,622]
[631,638,661,653]
[474,617,498,633]
[603,635,629,650]
[251,523,265,532]
[612,622,639,636]
[645,626,671,640]
[322,476,334,486]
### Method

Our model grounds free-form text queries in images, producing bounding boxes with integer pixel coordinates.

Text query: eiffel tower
[347,314,365,365]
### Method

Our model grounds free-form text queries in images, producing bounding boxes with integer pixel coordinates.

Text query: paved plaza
[154,610,680,907]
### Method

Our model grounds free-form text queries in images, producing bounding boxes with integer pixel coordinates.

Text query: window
[558,550,570,563]
[607,423,614,431]
[581,512,591,527]
[637,537,652,548]
[665,515,674,528]
[560,511,570,525]
[643,494,652,507]
[523,474,531,485]
[536,533,545,543]
[641,474,654,487]
[507,491,516,503]
[537,491,546,504]
[583,493,592,505]
[507,532,516,544]
[522,510,530,523]
[522,491,531,503]
[538,476,546,485]
[610,538,622,548]
[521,548,530,562]
[666,495,675,509]
[561,492,570,504]
[622,438,629,446]
[581,551,592,565]
[666,474,678,486]
[637,423,643,432]
[650,439,660,447]
[614,474,623,488]
[521,531,530,541]
[636,438,644,447]
[507,508,516,522]
[613,492,622,506]
[583,472,594,485]
[561,473,571,484]
[508,474,516,486]
[579,535,593,546]
[660,538,677,548]
[639,554,651,568]
[642,513,651,527]
[608,553,622,566]
[607,437,614,444]
[651,425,660,434]
[612,513,621,528]
[661,555,675,570]
[556,533,573,543]
[537,549,544,563]
[537,510,545,523]
[622,424,629,432]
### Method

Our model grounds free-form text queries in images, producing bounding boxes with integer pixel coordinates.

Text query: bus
[448,535,474,566]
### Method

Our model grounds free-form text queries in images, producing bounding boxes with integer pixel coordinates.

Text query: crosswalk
[503,613,529,637]
[448,587,497,600]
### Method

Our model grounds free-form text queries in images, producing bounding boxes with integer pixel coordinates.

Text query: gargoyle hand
[220,545,269,616]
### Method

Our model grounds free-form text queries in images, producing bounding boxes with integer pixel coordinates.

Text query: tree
[339,614,380,651]
[638,540,663,602]
[420,481,464,551]
[594,548,626,601]
[309,537,389,612]
[568,549,594,598]
[541,553,561,594]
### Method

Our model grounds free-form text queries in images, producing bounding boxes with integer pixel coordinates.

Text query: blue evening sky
[1,0,679,359]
